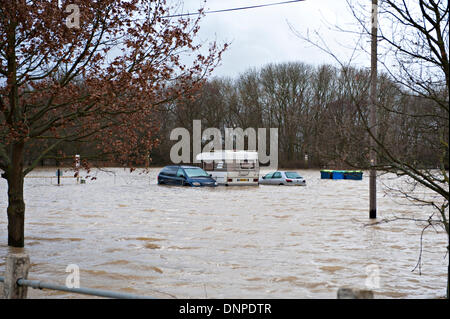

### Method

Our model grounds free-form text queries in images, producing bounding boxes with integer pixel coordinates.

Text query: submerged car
[157,165,218,187]
[259,171,306,186]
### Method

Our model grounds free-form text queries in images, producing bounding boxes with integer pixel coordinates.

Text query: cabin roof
[196,151,259,161]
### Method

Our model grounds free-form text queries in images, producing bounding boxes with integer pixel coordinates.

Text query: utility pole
[369,0,378,219]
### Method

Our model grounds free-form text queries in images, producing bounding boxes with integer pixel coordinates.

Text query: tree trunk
[7,142,25,247]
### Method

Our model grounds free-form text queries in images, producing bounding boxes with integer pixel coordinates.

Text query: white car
[259,171,306,186]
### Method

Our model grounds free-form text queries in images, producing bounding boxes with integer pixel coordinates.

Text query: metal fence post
[3,253,30,299]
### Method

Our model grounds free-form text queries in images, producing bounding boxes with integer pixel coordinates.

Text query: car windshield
[285,172,302,179]
[184,167,210,178]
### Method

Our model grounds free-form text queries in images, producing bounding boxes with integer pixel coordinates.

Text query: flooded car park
[0,167,447,298]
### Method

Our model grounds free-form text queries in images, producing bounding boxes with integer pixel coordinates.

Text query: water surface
[0,168,447,298]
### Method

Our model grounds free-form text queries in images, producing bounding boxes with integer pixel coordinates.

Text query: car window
[285,172,302,179]
[273,172,282,179]
[161,166,177,176]
[184,167,210,178]
[264,172,274,179]
[176,168,185,177]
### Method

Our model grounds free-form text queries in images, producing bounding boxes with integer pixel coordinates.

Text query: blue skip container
[332,171,345,179]
[344,171,363,180]
[321,170,363,180]
[320,170,332,179]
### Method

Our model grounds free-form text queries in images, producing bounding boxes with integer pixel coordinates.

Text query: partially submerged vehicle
[320,170,363,180]
[196,151,260,186]
[157,165,218,187]
[259,171,306,186]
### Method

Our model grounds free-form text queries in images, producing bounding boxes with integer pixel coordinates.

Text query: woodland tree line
[31,61,448,170]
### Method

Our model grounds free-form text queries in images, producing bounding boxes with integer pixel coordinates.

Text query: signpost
[75,154,80,184]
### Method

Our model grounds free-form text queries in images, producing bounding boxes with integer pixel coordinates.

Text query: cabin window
[203,161,214,171]
[202,161,227,171]
[240,159,255,169]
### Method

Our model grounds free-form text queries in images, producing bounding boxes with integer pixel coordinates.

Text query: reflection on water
[0,168,447,299]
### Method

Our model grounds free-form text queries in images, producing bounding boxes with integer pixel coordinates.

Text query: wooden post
[57,168,61,185]
[3,253,30,299]
[337,288,374,299]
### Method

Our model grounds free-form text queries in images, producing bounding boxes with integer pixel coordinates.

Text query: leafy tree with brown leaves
[0,0,226,247]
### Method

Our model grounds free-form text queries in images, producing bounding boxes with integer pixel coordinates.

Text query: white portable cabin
[195,151,260,186]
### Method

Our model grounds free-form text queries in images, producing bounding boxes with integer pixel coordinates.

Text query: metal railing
[0,276,154,299]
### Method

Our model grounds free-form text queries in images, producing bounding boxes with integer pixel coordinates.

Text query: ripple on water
[319,266,346,274]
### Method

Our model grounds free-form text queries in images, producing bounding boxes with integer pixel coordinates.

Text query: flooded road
[0,168,448,298]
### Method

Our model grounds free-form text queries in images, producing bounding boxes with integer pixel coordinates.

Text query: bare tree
[291,0,449,297]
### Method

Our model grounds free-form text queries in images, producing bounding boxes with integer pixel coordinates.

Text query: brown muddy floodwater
[0,168,448,298]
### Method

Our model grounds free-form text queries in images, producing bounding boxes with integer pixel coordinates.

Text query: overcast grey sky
[178,0,370,78]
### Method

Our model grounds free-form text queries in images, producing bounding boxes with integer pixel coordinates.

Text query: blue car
[157,165,218,187]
